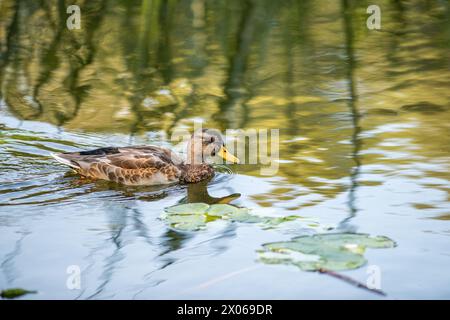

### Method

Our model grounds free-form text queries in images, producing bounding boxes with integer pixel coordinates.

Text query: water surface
[0,0,449,299]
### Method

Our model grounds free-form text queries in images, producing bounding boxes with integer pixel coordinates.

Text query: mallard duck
[51,129,239,185]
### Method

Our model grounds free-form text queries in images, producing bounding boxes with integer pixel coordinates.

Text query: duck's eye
[210,136,215,143]
[211,150,216,156]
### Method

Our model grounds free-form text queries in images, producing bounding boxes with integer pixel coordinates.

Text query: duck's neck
[186,139,204,165]
[180,140,214,183]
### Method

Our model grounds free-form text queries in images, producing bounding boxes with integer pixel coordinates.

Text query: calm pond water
[0,0,449,299]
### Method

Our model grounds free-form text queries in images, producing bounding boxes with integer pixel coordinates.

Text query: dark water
[0,0,449,299]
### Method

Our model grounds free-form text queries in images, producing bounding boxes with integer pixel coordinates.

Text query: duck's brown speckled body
[51,129,238,186]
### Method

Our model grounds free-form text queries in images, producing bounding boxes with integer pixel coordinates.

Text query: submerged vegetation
[0,288,36,299]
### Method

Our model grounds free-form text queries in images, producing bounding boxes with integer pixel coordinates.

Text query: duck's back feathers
[52,145,184,185]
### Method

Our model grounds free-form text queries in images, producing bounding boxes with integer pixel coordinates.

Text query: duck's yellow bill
[218,146,240,164]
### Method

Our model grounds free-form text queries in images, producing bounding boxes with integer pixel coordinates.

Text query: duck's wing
[52,146,183,185]
[118,145,184,166]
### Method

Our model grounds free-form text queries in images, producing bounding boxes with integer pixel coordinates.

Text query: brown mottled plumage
[51,129,239,186]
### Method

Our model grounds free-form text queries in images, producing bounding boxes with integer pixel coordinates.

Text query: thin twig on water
[318,268,386,296]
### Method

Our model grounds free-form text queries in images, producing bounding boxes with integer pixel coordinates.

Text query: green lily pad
[262,215,302,228]
[1,288,37,299]
[165,203,209,215]
[225,208,265,223]
[258,233,396,271]
[207,204,239,217]
[162,203,311,232]
[170,216,207,231]
[165,213,206,225]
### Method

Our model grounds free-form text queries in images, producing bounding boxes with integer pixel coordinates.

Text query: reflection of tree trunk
[284,1,312,151]
[159,229,190,260]
[157,0,174,84]
[31,0,67,120]
[284,14,296,135]
[224,0,255,92]
[1,0,45,120]
[339,0,361,231]
[138,0,153,69]
[0,0,20,91]
[3,0,111,127]
[283,0,315,156]
[59,0,109,127]
[0,230,30,286]
[386,0,406,66]
[86,204,126,299]
[215,0,258,129]
[126,0,157,136]
[125,0,176,136]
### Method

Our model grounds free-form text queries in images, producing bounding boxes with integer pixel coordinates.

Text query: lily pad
[262,215,302,228]
[258,233,396,271]
[165,203,209,215]
[207,204,239,217]
[162,203,310,232]
[224,208,265,223]
[166,214,207,231]
[1,288,37,299]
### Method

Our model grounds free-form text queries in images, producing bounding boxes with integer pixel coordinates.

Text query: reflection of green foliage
[0,288,37,299]
[1,0,448,218]
[162,203,321,232]
[258,233,396,271]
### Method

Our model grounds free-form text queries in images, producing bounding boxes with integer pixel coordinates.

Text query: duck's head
[187,128,239,165]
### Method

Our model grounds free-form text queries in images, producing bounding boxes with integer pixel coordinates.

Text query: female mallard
[51,129,239,185]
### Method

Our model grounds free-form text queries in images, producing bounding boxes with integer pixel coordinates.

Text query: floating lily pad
[224,208,265,223]
[207,204,239,217]
[165,203,209,215]
[258,233,396,271]
[166,214,207,231]
[1,288,37,299]
[162,203,311,232]
[262,215,302,228]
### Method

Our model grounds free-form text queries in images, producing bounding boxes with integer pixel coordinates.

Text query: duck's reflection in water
[80,176,240,298]
[180,178,241,205]
[63,173,240,204]
[159,178,241,258]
